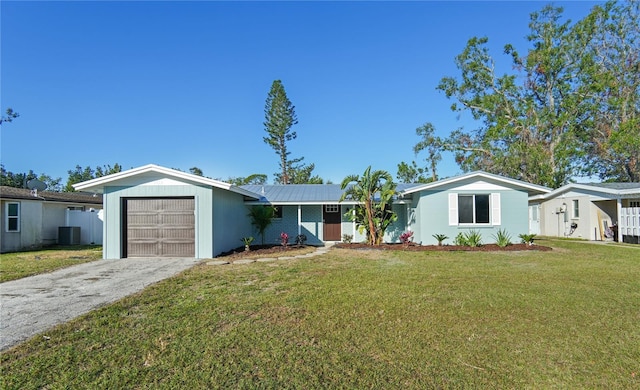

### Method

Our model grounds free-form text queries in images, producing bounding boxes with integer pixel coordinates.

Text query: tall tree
[263,80,298,185]
[227,174,268,186]
[189,167,204,176]
[437,5,598,188]
[340,166,397,246]
[274,159,324,184]
[396,161,430,184]
[65,164,122,191]
[413,122,443,181]
[0,165,62,191]
[576,1,640,182]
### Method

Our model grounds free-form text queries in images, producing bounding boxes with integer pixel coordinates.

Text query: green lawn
[0,246,102,282]
[2,240,639,388]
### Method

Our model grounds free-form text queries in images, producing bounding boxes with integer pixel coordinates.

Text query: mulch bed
[334,242,552,252]
[217,242,551,260]
[216,245,313,260]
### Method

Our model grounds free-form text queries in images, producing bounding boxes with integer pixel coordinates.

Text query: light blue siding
[413,189,529,245]
[212,187,254,256]
[102,184,247,259]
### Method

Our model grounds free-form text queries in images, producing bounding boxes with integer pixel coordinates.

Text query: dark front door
[323,205,342,241]
[124,198,195,258]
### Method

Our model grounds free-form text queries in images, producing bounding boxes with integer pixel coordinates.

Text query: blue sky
[1,1,602,185]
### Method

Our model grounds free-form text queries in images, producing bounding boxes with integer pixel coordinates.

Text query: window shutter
[491,193,501,225]
[448,193,458,226]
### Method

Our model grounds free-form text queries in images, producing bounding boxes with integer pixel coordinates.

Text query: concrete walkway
[206,242,335,266]
[0,257,201,351]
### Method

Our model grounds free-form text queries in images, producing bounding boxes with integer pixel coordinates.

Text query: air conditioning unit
[58,226,81,245]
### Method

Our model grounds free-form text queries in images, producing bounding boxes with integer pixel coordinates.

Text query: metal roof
[242,183,416,204]
[0,186,103,205]
[582,182,640,190]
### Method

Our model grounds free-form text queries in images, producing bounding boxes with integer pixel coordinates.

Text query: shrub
[432,233,449,246]
[453,233,468,246]
[519,233,536,246]
[342,234,353,244]
[400,231,414,247]
[280,232,289,248]
[240,236,254,251]
[492,229,512,247]
[464,230,483,247]
[295,234,307,246]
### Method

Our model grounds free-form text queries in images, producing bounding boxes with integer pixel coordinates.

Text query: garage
[123,197,195,258]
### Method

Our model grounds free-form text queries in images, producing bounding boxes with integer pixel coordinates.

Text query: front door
[323,205,342,241]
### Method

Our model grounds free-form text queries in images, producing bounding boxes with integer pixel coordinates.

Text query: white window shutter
[491,193,501,225]
[448,193,458,226]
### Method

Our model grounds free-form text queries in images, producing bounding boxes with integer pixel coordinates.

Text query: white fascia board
[540,183,622,200]
[402,171,551,196]
[73,164,260,199]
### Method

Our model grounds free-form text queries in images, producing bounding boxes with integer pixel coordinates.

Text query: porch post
[297,205,302,236]
[617,197,623,243]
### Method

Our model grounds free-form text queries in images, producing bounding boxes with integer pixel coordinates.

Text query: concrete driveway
[0,257,202,351]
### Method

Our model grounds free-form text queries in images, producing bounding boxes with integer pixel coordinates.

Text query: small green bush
[453,233,468,246]
[464,230,483,247]
[519,233,536,245]
[492,229,512,247]
[432,234,449,246]
[342,234,353,244]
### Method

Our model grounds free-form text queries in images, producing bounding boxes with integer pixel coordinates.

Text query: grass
[1,239,639,388]
[0,246,102,282]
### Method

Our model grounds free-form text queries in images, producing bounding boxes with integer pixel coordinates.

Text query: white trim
[448,193,458,226]
[5,202,20,232]
[73,164,260,199]
[491,193,501,225]
[403,171,550,196]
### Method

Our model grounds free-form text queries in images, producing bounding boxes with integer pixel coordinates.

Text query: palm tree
[340,166,397,245]
[248,205,276,245]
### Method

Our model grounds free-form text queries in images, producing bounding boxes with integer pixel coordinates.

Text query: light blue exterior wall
[258,204,406,245]
[412,185,529,246]
[261,205,324,246]
[102,184,248,259]
[212,187,253,255]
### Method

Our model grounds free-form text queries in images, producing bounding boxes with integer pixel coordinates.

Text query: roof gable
[73,164,260,199]
[402,171,551,196]
[539,182,640,200]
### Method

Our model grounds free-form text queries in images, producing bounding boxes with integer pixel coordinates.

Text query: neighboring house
[74,165,550,259]
[0,186,103,253]
[529,183,640,243]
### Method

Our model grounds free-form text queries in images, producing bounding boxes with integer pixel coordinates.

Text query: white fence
[619,207,639,238]
[65,209,103,245]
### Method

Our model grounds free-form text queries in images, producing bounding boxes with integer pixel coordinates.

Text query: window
[630,201,640,208]
[449,193,500,226]
[325,204,339,213]
[458,194,490,224]
[273,206,283,219]
[572,200,580,219]
[6,202,20,232]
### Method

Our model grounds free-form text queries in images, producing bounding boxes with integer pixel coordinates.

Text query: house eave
[73,164,260,199]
